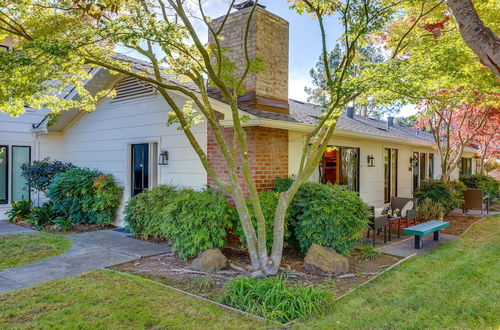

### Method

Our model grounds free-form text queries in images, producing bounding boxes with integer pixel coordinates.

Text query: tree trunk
[447,0,500,78]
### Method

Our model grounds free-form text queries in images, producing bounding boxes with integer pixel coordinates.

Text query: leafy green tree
[0,0,427,275]
[306,44,400,119]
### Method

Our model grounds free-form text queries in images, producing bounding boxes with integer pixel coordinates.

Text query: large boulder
[304,244,349,276]
[190,248,228,272]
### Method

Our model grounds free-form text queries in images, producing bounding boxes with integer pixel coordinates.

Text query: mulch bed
[441,213,482,236]
[9,219,115,234]
[110,246,402,301]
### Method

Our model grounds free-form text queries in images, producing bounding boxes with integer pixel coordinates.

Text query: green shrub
[359,244,380,260]
[5,199,32,222]
[21,157,75,193]
[124,185,178,239]
[47,168,122,225]
[417,198,445,221]
[460,174,500,199]
[272,176,294,192]
[449,180,467,201]
[26,201,60,228]
[291,182,370,255]
[234,190,293,252]
[162,188,234,259]
[219,275,334,323]
[414,180,461,215]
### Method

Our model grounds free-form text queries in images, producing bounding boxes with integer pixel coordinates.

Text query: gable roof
[36,54,476,151]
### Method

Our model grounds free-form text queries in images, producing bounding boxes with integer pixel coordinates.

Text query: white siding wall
[37,93,208,225]
[289,131,441,208]
[0,110,46,213]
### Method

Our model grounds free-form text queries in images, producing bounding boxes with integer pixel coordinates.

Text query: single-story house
[0,4,477,224]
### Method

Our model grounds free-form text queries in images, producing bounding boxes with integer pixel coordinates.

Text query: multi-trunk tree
[1,0,407,275]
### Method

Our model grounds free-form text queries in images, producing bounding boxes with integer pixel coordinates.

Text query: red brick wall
[207,124,288,196]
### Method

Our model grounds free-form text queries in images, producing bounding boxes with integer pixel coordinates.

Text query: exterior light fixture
[367,155,375,167]
[409,155,418,167]
[159,150,169,165]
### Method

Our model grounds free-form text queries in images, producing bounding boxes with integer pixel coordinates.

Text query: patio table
[386,216,402,241]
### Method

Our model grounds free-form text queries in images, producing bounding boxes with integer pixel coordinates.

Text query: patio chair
[367,206,388,243]
[463,188,489,216]
[390,197,418,227]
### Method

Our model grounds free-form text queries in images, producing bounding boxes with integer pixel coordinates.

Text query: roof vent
[112,76,155,102]
[234,0,266,10]
[346,106,355,119]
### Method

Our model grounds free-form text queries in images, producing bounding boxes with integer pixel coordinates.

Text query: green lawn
[297,214,500,329]
[0,270,271,329]
[0,233,71,271]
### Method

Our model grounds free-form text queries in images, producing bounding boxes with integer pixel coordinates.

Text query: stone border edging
[281,252,417,329]
[105,269,274,325]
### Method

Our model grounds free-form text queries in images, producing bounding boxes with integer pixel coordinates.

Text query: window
[420,153,426,181]
[459,157,472,176]
[0,146,8,204]
[428,153,434,179]
[384,148,398,203]
[320,146,359,192]
[12,146,31,201]
[412,152,419,191]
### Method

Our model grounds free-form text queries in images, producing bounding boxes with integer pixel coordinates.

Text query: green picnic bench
[403,220,450,249]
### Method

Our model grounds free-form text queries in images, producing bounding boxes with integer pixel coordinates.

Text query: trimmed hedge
[124,185,177,239]
[124,185,234,260]
[291,182,370,255]
[48,168,122,225]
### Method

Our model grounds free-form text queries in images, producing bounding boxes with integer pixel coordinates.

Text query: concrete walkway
[0,219,36,235]
[379,233,458,257]
[0,221,170,294]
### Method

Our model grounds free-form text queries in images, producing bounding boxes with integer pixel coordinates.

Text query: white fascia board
[220,117,435,147]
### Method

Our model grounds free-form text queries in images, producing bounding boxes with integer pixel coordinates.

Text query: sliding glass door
[12,146,31,201]
[384,148,398,203]
[0,146,7,204]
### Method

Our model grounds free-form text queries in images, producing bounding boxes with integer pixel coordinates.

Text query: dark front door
[131,144,149,196]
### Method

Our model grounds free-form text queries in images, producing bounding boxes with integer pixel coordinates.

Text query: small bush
[291,183,370,255]
[162,188,234,259]
[272,176,294,192]
[449,180,467,201]
[234,190,293,252]
[417,198,445,220]
[26,201,60,228]
[219,275,334,323]
[48,168,122,225]
[460,174,500,200]
[359,244,380,260]
[414,180,461,215]
[124,185,178,239]
[5,199,32,222]
[21,157,75,193]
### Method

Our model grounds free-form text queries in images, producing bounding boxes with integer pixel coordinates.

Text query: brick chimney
[209,2,290,114]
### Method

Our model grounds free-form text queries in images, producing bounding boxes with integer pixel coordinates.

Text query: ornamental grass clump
[219,275,334,323]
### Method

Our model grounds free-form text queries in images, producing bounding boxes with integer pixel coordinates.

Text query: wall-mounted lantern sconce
[367,155,375,167]
[159,150,169,165]
[409,155,418,167]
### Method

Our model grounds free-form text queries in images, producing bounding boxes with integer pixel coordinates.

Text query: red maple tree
[415,92,500,181]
